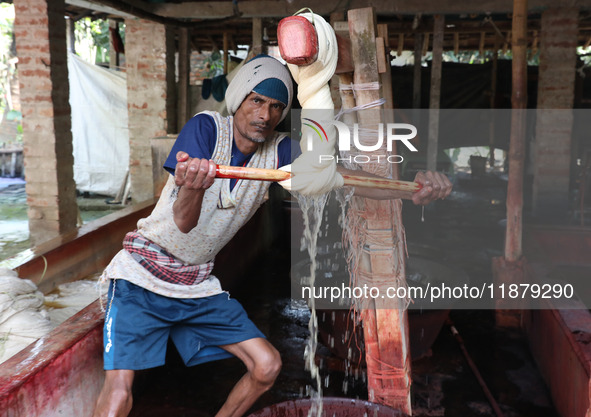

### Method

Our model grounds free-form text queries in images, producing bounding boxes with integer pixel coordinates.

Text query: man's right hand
[172,151,217,233]
[174,151,216,191]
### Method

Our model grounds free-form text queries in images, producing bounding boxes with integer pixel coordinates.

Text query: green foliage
[74,18,125,65]
[0,4,20,145]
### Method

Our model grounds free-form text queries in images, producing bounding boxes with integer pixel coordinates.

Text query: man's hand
[172,151,217,233]
[174,151,216,191]
[411,171,452,206]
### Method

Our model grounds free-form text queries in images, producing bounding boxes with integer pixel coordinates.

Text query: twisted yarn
[279,13,344,195]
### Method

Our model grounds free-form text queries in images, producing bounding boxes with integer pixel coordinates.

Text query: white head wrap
[225,55,293,122]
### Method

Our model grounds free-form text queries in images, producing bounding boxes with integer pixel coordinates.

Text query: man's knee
[251,347,282,386]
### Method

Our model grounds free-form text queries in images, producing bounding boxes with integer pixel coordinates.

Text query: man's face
[233,92,286,144]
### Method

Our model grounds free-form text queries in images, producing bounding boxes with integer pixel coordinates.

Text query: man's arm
[337,166,452,205]
[172,151,217,233]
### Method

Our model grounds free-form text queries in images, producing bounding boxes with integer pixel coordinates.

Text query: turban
[225,55,293,122]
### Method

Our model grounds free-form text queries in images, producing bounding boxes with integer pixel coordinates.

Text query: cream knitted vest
[137,111,287,265]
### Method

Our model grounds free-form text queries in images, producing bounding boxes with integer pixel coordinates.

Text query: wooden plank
[377,23,397,179]
[427,15,444,172]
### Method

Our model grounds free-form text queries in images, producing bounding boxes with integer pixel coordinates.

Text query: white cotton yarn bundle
[279,12,345,195]
[0,267,54,364]
[44,277,105,325]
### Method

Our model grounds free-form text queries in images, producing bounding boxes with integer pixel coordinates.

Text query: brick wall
[125,18,174,203]
[13,0,78,244]
[533,8,578,219]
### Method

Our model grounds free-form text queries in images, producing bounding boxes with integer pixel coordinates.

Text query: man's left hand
[411,171,453,205]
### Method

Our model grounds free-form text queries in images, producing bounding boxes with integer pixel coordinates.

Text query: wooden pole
[348,7,411,414]
[505,0,528,262]
[223,31,229,75]
[177,27,190,132]
[489,35,501,168]
[427,14,444,172]
[413,33,423,109]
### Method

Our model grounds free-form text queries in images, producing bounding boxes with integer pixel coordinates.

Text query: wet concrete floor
[128,172,560,417]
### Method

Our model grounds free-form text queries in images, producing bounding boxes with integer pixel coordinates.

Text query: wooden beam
[427,14,444,172]
[68,0,194,27]
[149,0,591,19]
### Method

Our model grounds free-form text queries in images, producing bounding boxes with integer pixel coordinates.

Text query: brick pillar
[14,0,78,244]
[532,8,578,219]
[125,19,175,203]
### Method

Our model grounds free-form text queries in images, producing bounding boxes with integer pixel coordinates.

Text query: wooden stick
[215,164,422,192]
[215,164,291,181]
[341,174,421,192]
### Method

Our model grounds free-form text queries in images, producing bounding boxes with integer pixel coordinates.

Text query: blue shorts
[102,279,265,370]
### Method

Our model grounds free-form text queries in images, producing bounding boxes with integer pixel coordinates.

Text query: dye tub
[248,397,409,417]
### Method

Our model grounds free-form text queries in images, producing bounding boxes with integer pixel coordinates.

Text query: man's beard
[246,122,269,143]
[246,135,266,143]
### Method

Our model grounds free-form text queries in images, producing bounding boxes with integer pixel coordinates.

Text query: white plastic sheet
[68,53,129,197]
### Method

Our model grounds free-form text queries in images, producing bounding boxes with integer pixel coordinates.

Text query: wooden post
[223,31,229,74]
[67,17,75,54]
[494,0,528,329]
[177,27,190,132]
[413,33,423,109]
[348,7,411,414]
[252,18,263,55]
[427,14,444,172]
[506,0,527,262]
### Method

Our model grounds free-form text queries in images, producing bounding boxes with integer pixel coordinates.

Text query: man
[93,55,451,417]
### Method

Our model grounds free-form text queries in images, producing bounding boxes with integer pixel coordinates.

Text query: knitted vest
[137,111,287,265]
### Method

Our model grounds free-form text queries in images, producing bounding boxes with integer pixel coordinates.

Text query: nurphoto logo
[303,119,419,164]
